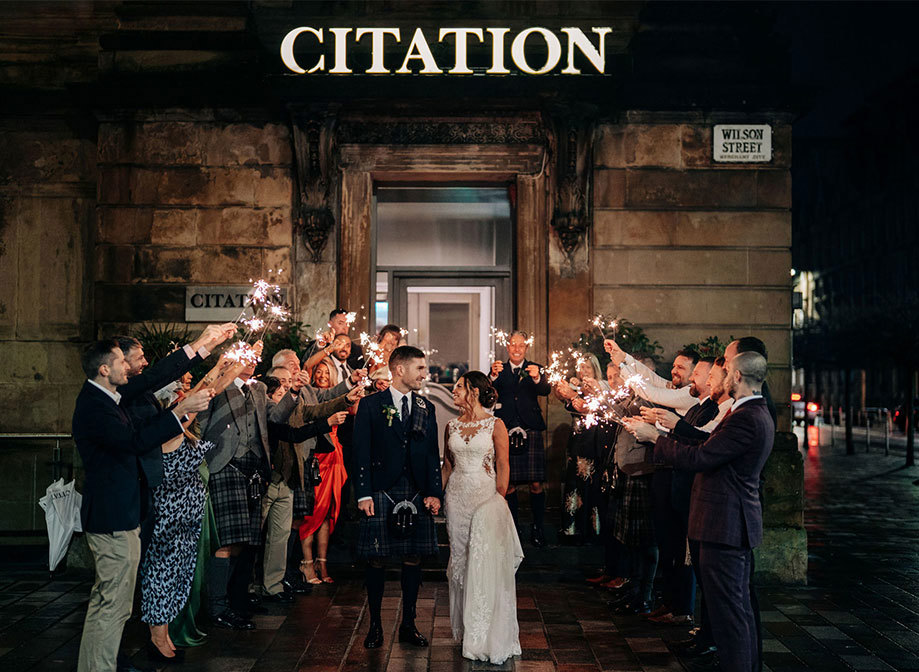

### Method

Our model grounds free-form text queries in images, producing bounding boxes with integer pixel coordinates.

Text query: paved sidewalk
[1,438,919,671]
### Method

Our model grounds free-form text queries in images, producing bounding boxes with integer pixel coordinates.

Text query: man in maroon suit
[626,351,774,672]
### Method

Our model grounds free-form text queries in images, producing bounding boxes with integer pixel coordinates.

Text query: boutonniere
[382,404,398,427]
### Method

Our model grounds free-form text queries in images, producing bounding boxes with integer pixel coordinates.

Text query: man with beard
[637,352,774,672]
[301,308,364,371]
[606,341,700,414]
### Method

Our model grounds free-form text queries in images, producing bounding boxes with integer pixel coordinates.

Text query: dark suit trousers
[699,542,757,672]
[652,471,695,616]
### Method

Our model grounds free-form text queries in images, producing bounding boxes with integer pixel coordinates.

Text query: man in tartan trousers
[353,345,443,650]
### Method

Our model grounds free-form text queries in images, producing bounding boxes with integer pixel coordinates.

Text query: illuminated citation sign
[280,26,612,75]
[186,285,290,322]
[713,124,773,163]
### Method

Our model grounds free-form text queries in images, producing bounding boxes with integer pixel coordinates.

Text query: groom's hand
[358,498,375,517]
[423,497,441,515]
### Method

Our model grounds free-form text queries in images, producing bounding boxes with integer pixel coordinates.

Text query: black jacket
[72,381,183,534]
[352,389,442,501]
[493,359,551,432]
[121,347,204,489]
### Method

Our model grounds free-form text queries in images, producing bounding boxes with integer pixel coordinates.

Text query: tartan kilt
[613,473,655,548]
[209,451,265,547]
[508,430,546,483]
[292,483,315,519]
[357,475,438,558]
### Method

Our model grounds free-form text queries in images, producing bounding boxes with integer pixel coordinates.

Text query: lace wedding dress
[445,416,524,664]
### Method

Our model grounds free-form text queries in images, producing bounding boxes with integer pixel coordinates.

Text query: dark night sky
[774,1,919,138]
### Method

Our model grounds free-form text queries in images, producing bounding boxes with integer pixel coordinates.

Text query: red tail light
[791,393,802,402]
[806,402,819,413]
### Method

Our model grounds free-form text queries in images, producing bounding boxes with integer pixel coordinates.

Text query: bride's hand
[423,496,441,515]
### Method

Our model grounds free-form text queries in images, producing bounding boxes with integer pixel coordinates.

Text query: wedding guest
[556,355,609,543]
[608,393,658,616]
[606,340,700,414]
[489,331,552,546]
[301,308,364,371]
[196,359,299,629]
[298,362,350,584]
[72,340,212,672]
[647,352,774,672]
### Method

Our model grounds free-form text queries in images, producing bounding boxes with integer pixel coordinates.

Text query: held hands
[175,388,215,416]
[290,370,310,392]
[555,379,575,400]
[490,361,504,378]
[423,496,441,516]
[350,368,368,385]
[327,411,349,427]
[358,498,375,517]
[316,330,334,348]
[623,417,659,443]
[603,339,626,365]
[640,407,680,429]
[193,322,239,352]
[571,397,588,413]
[373,379,390,392]
[346,386,364,403]
[525,364,540,381]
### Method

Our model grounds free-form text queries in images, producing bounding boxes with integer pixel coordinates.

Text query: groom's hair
[389,345,425,373]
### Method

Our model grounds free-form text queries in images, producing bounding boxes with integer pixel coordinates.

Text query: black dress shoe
[398,624,429,647]
[531,524,546,547]
[266,590,295,604]
[683,642,718,659]
[283,577,312,594]
[146,641,185,664]
[364,621,384,649]
[213,610,256,630]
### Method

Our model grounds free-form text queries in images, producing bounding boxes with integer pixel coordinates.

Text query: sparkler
[359,332,385,367]
[488,327,534,362]
[591,314,619,341]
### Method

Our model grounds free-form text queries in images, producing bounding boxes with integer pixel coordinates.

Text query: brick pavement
[2,437,919,671]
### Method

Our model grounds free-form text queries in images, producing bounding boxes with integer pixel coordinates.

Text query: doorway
[372,186,513,383]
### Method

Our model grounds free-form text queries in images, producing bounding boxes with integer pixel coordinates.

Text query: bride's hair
[461,371,498,409]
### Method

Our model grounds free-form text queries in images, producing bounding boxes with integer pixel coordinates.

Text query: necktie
[401,394,410,425]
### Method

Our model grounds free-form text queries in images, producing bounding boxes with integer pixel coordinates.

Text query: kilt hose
[357,475,438,559]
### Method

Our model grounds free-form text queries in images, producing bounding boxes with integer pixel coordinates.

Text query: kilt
[508,430,546,483]
[613,473,655,548]
[292,483,315,519]
[209,451,265,547]
[356,475,438,558]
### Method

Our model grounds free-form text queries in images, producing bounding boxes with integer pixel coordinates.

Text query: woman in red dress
[299,360,349,583]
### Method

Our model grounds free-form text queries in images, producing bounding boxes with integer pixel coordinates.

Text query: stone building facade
[0,1,803,581]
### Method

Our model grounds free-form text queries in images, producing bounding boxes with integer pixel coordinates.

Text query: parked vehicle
[791,393,820,425]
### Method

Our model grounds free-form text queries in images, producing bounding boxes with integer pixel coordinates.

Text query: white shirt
[233,377,245,390]
[389,387,413,421]
[698,397,734,433]
[619,354,699,414]
[731,394,762,412]
[87,379,122,405]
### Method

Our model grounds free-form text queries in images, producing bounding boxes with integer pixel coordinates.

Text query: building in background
[0,1,802,580]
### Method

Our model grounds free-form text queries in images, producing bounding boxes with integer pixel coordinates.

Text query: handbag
[507,427,528,456]
[383,490,420,539]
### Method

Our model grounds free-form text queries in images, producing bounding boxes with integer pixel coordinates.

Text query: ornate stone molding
[289,108,338,262]
[337,116,545,145]
[551,117,594,256]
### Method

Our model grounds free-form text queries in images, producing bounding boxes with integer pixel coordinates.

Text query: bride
[443,371,523,664]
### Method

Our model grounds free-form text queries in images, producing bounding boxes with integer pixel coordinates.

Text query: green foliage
[256,321,312,376]
[572,318,664,368]
[131,322,191,364]
[682,335,729,359]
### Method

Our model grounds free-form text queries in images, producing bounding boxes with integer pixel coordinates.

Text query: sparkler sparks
[592,314,619,341]
[359,332,385,367]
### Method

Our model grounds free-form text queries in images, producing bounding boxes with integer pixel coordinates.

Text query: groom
[354,345,442,649]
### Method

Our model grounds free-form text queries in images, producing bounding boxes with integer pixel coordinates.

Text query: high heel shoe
[299,560,322,585]
[146,640,184,664]
[316,558,334,583]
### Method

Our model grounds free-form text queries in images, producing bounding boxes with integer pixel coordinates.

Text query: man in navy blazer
[72,340,213,672]
[489,330,551,545]
[353,345,442,649]
[641,352,775,672]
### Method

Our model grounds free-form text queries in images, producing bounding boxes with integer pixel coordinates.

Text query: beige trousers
[261,473,293,595]
[77,527,141,672]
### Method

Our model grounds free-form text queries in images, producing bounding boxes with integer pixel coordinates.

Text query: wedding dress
[445,416,523,664]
